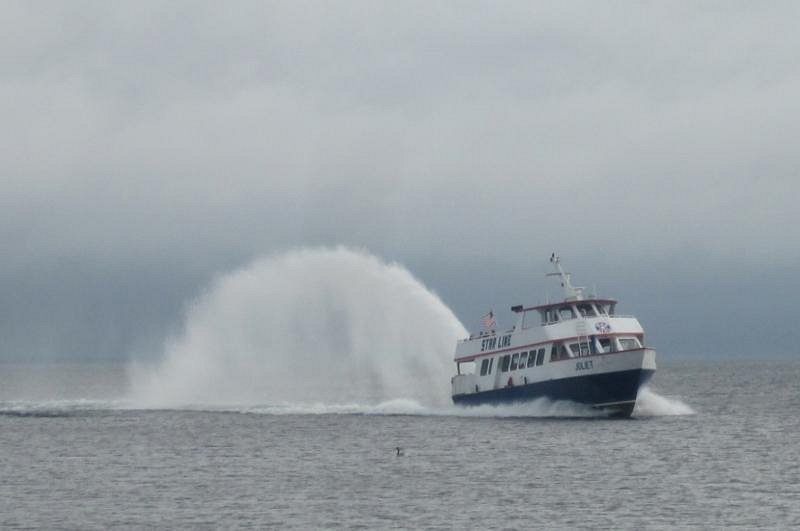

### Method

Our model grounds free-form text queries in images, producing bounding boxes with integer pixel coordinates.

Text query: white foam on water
[0,399,127,416]
[633,386,695,416]
[236,397,605,418]
[127,247,467,408]
[0,391,691,420]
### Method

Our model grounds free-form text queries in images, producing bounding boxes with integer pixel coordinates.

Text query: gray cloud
[2,1,799,360]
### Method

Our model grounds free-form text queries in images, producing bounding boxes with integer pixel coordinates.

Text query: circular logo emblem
[595,322,611,333]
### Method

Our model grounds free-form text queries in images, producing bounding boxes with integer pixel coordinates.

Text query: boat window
[480,359,489,376]
[536,348,545,365]
[569,341,589,357]
[558,306,574,321]
[510,353,519,371]
[594,304,607,316]
[559,344,571,360]
[552,343,570,360]
[598,338,612,353]
[487,358,494,375]
[519,352,528,368]
[527,350,537,368]
[500,355,510,372]
[576,303,596,317]
[618,337,642,351]
[546,309,558,323]
[567,342,589,357]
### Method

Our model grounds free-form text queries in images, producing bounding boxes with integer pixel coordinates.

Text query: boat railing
[541,314,635,326]
[463,330,496,342]
[462,328,515,342]
[463,316,639,339]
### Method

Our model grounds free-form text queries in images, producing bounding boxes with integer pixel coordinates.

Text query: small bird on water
[395,447,404,456]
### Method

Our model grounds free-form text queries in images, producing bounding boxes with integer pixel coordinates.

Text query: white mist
[128,247,467,408]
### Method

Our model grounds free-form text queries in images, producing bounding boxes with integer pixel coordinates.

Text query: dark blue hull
[452,368,655,417]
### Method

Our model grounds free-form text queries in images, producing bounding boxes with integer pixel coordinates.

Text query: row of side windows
[477,336,645,378]
[550,336,643,361]
[542,302,613,324]
[500,348,546,372]
[478,347,547,376]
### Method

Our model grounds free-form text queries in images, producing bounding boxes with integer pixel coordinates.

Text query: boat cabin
[514,299,618,329]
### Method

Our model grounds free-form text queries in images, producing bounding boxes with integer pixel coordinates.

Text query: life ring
[595,322,612,333]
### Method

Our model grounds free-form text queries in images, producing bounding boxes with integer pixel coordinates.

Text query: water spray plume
[633,387,695,416]
[128,247,467,407]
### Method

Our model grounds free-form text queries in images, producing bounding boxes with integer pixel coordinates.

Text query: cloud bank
[1,2,798,360]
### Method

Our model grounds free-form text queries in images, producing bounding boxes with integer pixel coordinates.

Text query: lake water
[0,361,798,529]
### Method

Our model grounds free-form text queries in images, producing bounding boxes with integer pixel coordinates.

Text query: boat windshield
[618,337,642,351]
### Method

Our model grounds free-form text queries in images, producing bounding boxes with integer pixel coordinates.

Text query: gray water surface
[0,362,797,529]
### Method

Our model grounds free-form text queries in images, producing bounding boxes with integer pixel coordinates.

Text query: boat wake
[0,399,127,417]
[167,388,693,418]
[0,389,693,419]
[224,397,605,418]
[633,387,695,416]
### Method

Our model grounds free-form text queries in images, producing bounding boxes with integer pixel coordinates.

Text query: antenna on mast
[546,253,585,301]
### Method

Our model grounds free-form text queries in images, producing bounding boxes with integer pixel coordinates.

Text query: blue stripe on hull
[452,369,655,415]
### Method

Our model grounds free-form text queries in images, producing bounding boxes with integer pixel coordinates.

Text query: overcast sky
[2,1,799,361]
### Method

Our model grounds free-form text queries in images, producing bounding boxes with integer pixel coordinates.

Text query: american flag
[481,310,496,330]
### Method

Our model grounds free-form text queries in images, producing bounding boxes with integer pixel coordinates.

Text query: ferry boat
[451,255,656,417]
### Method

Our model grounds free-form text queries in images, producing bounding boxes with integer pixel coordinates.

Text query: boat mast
[547,254,585,301]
